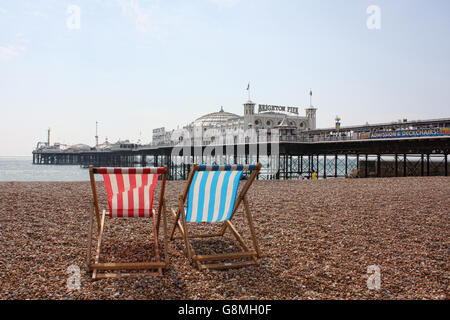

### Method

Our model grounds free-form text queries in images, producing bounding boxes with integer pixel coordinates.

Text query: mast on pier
[95,121,99,147]
[305,90,317,130]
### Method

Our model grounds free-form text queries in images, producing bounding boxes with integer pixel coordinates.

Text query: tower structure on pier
[243,100,256,129]
[95,121,99,147]
[305,90,317,129]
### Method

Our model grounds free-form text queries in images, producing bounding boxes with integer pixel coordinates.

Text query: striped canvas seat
[98,167,165,218]
[87,165,169,279]
[186,164,256,223]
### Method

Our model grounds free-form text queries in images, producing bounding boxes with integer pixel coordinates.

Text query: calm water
[0,157,89,181]
[0,156,361,181]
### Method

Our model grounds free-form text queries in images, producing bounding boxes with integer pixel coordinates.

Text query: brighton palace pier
[33,99,450,180]
[152,100,317,146]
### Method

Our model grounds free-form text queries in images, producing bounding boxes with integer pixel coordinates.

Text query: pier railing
[148,132,366,147]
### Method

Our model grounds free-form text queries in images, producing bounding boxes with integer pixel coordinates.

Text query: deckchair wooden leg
[200,260,257,270]
[219,222,228,236]
[190,217,259,270]
[162,200,169,267]
[170,208,185,239]
[156,202,162,235]
[224,220,249,251]
[243,195,261,258]
[92,209,106,280]
[225,220,256,263]
[177,206,199,268]
[86,205,95,271]
[170,205,182,240]
[180,207,194,263]
[193,251,257,262]
[156,166,167,240]
[88,167,102,233]
[225,219,258,264]
[151,208,161,275]
[94,271,162,279]
[90,209,167,279]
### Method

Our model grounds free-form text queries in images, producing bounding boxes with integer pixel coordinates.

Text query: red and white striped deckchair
[170,163,262,270]
[87,166,168,280]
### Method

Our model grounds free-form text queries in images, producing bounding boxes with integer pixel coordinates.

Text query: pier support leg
[421,154,424,176]
[395,154,398,177]
[356,154,359,173]
[345,154,348,178]
[276,154,280,180]
[300,156,303,175]
[365,154,368,178]
[316,155,319,177]
[445,154,448,177]
[334,154,338,178]
[308,155,311,178]
[377,154,381,178]
[289,155,292,179]
[403,153,407,177]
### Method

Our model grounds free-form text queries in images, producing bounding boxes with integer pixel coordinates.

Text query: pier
[32,137,449,180]
[32,117,450,180]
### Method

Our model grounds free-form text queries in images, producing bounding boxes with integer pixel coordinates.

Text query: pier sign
[258,104,299,115]
[363,127,450,139]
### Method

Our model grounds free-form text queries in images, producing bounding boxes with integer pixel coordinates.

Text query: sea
[0,156,359,181]
[0,156,89,181]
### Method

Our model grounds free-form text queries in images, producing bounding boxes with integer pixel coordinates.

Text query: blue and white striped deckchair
[170,163,262,270]
[186,164,256,223]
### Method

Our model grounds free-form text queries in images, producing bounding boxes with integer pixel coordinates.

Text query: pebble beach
[0,177,448,300]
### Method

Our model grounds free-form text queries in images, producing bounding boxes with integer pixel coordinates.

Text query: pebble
[0,177,448,299]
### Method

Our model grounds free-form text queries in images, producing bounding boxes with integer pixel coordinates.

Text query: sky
[1,0,449,156]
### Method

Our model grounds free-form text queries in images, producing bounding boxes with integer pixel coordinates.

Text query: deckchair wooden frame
[87,165,169,280]
[170,163,262,270]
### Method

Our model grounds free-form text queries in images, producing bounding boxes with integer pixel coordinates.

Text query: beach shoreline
[0,177,448,300]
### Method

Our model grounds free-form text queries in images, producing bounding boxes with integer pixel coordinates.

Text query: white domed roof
[69,143,91,151]
[193,107,240,127]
